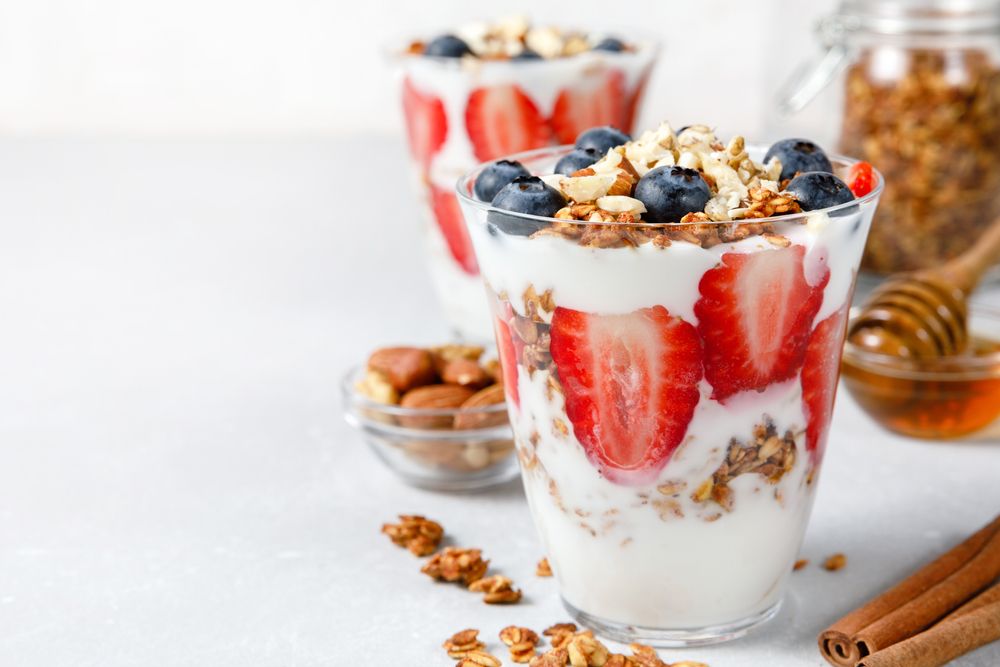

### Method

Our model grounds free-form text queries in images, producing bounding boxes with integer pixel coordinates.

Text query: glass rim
[383,30,660,67]
[843,302,1000,379]
[455,143,884,229]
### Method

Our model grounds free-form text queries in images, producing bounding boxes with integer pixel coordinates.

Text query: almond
[605,170,636,197]
[368,347,436,392]
[441,358,491,389]
[429,344,484,374]
[453,384,508,430]
[399,385,475,429]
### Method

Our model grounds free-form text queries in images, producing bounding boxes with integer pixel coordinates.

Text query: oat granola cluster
[841,49,1000,272]
[382,514,444,557]
[408,16,629,60]
[444,624,708,667]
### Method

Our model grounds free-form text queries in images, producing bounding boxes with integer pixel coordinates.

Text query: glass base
[562,597,782,648]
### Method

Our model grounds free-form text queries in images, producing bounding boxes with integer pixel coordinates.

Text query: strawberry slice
[465,85,549,162]
[550,70,626,145]
[494,316,520,409]
[695,245,829,402]
[846,161,875,197]
[430,184,477,275]
[802,304,849,462]
[550,306,702,486]
[401,77,447,171]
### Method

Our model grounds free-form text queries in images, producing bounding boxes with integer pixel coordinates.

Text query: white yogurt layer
[467,204,874,629]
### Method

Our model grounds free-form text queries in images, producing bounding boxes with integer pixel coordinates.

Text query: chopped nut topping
[691,418,796,512]
[468,574,522,604]
[421,547,489,585]
[793,558,809,571]
[443,629,486,659]
[381,514,443,556]
[500,626,541,663]
[823,553,847,571]
[536,557,553,577]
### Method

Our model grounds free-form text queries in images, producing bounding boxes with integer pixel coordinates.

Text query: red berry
[550,306,702,486]
[846,161,875,197]
[550,70,627,145]
[802,304,849,463]
[465,85,549,162]
[429,185,477,275]
[401,77,447,171]
[695,245,829,402]
[494,316,520,409]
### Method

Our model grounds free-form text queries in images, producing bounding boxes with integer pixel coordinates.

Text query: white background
[0,0,836,137]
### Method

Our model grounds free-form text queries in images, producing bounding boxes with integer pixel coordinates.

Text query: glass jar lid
[835,0,1000,35]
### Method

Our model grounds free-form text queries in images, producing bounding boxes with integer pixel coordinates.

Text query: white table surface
[1,137,998,666]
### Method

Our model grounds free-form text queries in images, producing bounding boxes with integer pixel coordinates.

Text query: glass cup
[456,145,883,645]
[394,39,658,342]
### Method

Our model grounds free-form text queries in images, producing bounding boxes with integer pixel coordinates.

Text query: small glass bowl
[341,366,519,491]
[841,303,1000,439]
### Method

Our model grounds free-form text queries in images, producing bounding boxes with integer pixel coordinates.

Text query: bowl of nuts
[342,344,518,491]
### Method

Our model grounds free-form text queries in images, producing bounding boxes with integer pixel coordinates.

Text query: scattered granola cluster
[444,624,709,667]
[408,16,630,60]
[355,344,515,473]
[823,553,848,572]
[535,557,552,577]
[382,514,444,557]
[689,418,798,513]
[841,49,1000,272]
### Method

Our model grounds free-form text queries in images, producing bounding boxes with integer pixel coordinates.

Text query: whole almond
[399,385,475,429]
[453,384,508,430]
[368,347,436,393]
[441,358,491,389]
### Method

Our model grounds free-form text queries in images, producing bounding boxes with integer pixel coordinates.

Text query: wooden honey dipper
[849,216,1000,358]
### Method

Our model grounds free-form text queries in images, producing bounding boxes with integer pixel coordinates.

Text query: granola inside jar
[775,0,1000,273]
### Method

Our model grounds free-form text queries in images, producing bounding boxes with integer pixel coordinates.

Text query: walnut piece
[381,514,443,556]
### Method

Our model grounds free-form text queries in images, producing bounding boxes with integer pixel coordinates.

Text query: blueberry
[513,48,542,60]
[786,172,855,212]
[634,166,711,224]
[424,35,472,58]
[554,148,601,176]
[575,126,630,154]
[488,176,565,236]
[593,37,626,52]
[764,138,833,181]
[474,160,531,202]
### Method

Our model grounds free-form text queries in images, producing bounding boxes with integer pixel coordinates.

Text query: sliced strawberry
[550,306,702,486]
[846,161,875,197]
[695,245,829,402]
[494,316,520,409]
[802,304,849,462]
[402,77,447,171]
[465,85,549,162]
[430,184,477,275]
[550,70,626,145]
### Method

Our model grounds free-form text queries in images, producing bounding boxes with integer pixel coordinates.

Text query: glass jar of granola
[774,0,1000,273]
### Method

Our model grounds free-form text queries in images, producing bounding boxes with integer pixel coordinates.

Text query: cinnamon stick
[854,524,1000,654]
[857,583,1000,667]
[818,514,1000,667]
